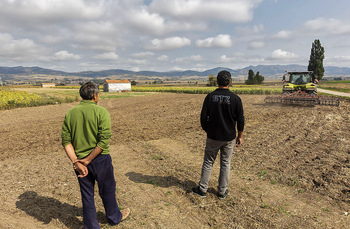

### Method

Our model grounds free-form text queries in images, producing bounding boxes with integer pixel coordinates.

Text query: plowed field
[0,93,349,228]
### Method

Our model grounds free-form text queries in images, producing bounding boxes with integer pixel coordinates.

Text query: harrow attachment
[265,90,340,106]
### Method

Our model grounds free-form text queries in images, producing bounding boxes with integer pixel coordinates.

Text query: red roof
[104,80,130,84]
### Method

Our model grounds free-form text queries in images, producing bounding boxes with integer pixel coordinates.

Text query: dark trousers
[76,154,122,229]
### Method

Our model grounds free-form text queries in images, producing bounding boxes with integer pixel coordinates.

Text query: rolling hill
[1,65,349,81]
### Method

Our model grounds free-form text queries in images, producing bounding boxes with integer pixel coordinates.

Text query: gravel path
[318,88,350,97]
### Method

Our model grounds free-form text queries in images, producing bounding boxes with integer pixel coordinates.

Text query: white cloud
[274,30,292,39]
[75,21,116,36]
[127,58,148,65]
[132,52,155,58]
[270,49,299,60]
[329,55,350,61]
[0,0,104,23]
[54,50,81,60]
[72,33,118,52]
[218,53,266,67]
[249,41,265,49]
[40,35,66,45]
[93,52,119,60]
[149,0,262,22]
[147,37,191,50]
[128,9,166,35]
[326,55,350,66]
[252,24,265,33]
[220,55,236,63]
[190,55,203,61]
[175,55,203,63]
[126,8,208,35]
[158,55,169,61]
[175,57,184,62]
[236,24,264,35]
[196,34,232,48]
[0,33,42,59]
[303,17,350,35]
[247,57,265,63]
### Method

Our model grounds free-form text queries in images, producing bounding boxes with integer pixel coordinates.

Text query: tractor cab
[282,71,317,94]
[283,72,314,84]
[290,73,311,85]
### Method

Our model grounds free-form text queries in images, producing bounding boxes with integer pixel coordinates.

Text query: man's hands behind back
[74,162,88,178]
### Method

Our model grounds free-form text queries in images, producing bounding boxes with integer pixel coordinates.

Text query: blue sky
[0,0,349,72]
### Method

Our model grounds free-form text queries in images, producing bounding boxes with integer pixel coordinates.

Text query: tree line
[207,69,265,86]
[245,70,264,85]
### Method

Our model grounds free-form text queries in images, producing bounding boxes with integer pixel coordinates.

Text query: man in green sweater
[61,81,130,228]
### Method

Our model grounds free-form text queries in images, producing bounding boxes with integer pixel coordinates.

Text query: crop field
[0,88,349,228]
[2,87,154,110]
[131,86,281,95]
[0,89,56,110]
[52,84,282,95]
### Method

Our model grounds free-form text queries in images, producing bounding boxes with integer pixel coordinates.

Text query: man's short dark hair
[79,81,99,100]
[217,70,231,87]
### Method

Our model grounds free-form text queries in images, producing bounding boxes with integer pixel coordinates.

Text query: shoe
[218,189,229,199]
[192,187,207,198]
[121,208,131,221]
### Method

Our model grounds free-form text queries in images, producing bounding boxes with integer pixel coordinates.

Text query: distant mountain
[202,67,239,76]
[1,65,350,80]
[77,69,134,78]
[0,66,68,76]
[75,68,237,78]
[324,66,350,75]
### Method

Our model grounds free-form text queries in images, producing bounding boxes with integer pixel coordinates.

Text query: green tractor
[265,71,339,106]
[282,71,317,95]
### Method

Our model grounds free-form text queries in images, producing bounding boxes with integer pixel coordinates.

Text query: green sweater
[61,100,111,159]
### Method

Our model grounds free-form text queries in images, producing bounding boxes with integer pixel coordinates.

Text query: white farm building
[41,83,55,88]
[103,80,131,92]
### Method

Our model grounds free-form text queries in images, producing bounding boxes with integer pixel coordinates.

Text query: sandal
[121,208,131,221]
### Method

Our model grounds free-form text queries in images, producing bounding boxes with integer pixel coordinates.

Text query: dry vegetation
[0,93,349,228]
[319,81,350,93]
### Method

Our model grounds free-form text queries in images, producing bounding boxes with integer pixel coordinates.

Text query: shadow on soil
[16,191,93,229]
[125,172,197,191]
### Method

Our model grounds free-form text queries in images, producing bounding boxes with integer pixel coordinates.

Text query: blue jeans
[199,138,235,195]
[76,154,122,229]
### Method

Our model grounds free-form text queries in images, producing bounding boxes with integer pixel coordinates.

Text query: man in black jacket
[192,70,244,199]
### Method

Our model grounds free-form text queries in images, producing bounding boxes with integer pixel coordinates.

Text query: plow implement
[265,90,340,106]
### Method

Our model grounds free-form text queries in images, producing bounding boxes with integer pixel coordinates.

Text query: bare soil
[0,93,349,228]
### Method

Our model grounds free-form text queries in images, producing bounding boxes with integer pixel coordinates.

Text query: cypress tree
[245,69,255,85]
[308,39,325,80]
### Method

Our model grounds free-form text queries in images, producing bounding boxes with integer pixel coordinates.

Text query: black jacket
[200,88,244,141]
